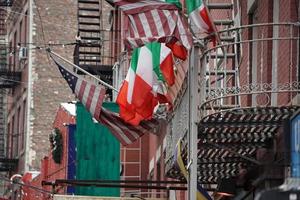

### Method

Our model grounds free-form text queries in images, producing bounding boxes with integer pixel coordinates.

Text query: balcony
[0,69,21,88]
[0,0,13,6]
[164,22,300,194]
[199,22,300,114]
[0,158,18,171]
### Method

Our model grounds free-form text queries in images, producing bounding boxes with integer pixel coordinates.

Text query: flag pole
[47,49,119,92]
[188,45,199,200]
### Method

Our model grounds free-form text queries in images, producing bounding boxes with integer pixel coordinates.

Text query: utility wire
[0,6,123,43]
[0,42,76,57]
[0,175,53,195]
[32,0,52,66]
[0,6,121,34]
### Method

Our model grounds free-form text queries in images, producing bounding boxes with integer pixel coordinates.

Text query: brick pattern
[121,136,146,196]
[238,0,298,106]
[6,0,30,177]
[277,0,299,105]
[29,0,77,169]
[147,124,168,198]
[22,105,75,200]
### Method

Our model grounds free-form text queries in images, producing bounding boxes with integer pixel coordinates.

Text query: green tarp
[75,102,120,197]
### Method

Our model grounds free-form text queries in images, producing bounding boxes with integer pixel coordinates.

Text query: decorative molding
[202,82,300,110]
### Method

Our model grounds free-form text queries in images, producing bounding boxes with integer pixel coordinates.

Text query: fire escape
[166,0,300,196]
[0,0,20,172]
[196,0,300,188]
[74,0,113,96]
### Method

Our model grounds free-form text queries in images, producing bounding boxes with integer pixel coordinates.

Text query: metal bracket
[186,159,193,170]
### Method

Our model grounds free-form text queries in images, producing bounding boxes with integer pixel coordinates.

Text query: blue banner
[67,124,76,194]
[291,115,300,178]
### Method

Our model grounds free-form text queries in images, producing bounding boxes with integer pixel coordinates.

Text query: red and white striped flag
[52,56,106,121]
[99,107,159,145]
[50,54,158,145]
[112,0,192,52]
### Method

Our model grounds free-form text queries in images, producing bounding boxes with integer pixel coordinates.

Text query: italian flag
[160,0,182,9]
[186,0,214,34]
[117,42,174,126]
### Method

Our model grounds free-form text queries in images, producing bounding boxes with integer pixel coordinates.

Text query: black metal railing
[0,0,13,6]
[0,68,21,89]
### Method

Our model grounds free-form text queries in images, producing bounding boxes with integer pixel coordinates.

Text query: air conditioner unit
[19,47,27,60]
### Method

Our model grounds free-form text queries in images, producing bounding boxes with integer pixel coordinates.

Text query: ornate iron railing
[199,22,300,118]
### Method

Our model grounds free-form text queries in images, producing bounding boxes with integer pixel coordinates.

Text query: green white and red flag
[160,0,182,9]
[111,0,192,52]
[117,42,174,126]
[186,0,215,35]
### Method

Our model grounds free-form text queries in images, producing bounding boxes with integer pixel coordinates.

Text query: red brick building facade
[4,0,76,175]
[22,103,75,200]
[1,0,299,199]
[110,0,300,199]
[1,0,77,198]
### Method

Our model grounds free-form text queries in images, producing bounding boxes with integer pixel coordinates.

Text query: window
[156,162,161,198]
[19,20,22,44]
[249,8,258,106]
[21,99,26,150]
[24,12,28,44]
[11,116,15,158]
[13,31,17,70]
[7,122,11,158]
[9,41,12,68]
[17,107,21,152]
[12,115,18,158]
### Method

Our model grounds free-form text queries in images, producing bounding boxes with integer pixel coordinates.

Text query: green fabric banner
[75,102,120,197]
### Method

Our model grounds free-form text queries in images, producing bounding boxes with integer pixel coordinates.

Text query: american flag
[112,0,192,51]
[51,54,159,145]
[54,58,106,121]
[99,107,159,145]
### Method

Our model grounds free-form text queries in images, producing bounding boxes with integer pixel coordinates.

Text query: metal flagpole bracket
[186,159,193,170]
[47,49,119,92]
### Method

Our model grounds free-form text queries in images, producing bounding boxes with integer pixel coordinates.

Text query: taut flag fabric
[111,0,192,52]
[50,54,159,145]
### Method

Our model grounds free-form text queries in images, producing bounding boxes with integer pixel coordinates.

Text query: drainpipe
[25,0,33,172]
[188,46,198,200]
[271,0,279,106]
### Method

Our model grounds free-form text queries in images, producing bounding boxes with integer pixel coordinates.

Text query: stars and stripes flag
[53,57,106,122]
[99,107,159,145]
[111,0,192,52]
[50,54,159,145]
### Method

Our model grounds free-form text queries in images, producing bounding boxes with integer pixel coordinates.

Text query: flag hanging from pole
[186,0,215,34]
[116,42,173,126]
[52,55,106,121]
[50,54,159,145]
[159,0,182,9]
[99,107,159,145]
[111,0,192,52]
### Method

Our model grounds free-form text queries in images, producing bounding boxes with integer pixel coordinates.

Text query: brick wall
[6,0,30,174]
[277,0,299,105]
[144,122,169,199]
[29,0,77,169]
[120,135,150,197]
[238,0,299,106]
[23,104,75,200]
